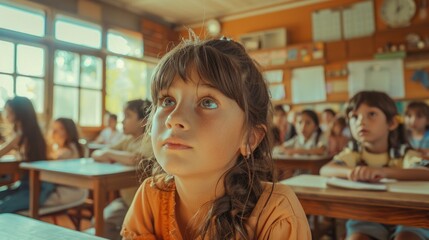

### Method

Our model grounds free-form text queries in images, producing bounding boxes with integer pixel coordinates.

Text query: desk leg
[93,180,106,236]
[29,170,40,219]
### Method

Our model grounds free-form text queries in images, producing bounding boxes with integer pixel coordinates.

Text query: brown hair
[144,36,274,239]
[54,118,84,158]
[5,96,46,161]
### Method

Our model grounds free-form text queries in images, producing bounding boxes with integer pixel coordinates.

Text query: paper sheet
[348,59,405,98]
[291,66,326,103]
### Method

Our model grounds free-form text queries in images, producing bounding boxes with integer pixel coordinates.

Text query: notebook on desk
[326,177,388,191]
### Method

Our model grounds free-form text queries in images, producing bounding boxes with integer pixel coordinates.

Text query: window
[53,50,102,126]
[55,15,102,49]
[107,29,143,58]
[0,3,45,37]
[0,40,46,112]
[105,56,154,118]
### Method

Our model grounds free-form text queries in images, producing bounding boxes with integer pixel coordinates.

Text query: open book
[326,177,388,191]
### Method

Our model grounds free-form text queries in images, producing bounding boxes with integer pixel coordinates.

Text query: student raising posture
[0,96,55,212]
[274,109,327,156]
[121,37,311,239]
[48,118,84,159]
[320,91,429,240]
[404,101,429,158]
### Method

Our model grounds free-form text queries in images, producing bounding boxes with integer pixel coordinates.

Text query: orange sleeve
[121,178,156,240]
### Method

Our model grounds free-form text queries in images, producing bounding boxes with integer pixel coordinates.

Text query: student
[90,99,152,240]
[327,116,349,156]
[274,109,327,156]
[43,117,88,211]
[320,91,429,240]
[272,105,296,145]
[404,101,429,158]
[0,96,55,212]
[320,108,336,132]
[121,37,311,239]
[48,118,84,159]
[93,112,123,145]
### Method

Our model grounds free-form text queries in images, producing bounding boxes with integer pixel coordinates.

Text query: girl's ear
[388,116,399,131]
[240,124,266,156]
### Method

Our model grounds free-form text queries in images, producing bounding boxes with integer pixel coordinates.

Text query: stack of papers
[327,177,387,191]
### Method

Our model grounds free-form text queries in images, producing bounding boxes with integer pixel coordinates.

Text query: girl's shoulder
[249,182,311,239]
[255,182,306,218]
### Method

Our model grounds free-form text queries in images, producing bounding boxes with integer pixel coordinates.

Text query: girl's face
[348,103,395,146]
[2,105,15,124]
[296,114,317,140]
[151,71,246,179]
[122,109,142,136]
[405,109,428,132]
[332,122,343,136]
[273,112,286,127]
[51,121,67,146]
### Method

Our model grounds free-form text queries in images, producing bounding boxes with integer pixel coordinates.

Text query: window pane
[81,55,102,89]
[54,50,79,86]
[55,16,101,49]
[0,40,14,74]
[0,3,45,36]
[80,89,102,127]
[0,74,14,110]
[17,44,45,77]
[107,29,143,57]
[53,86,78,121]
[16,76,44,113]
[105,56,150,115]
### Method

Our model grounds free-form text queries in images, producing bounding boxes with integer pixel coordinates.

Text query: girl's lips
[163,143,191,149]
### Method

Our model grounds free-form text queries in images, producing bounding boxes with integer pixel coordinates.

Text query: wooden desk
[87,143,107,156]
[0,155,20,186]
[20,158,139,237]
[273,154,332,177]
[282,175,429,228]
[0,213,106,239]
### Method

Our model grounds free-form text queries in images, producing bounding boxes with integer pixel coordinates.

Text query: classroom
[0,0,429,239]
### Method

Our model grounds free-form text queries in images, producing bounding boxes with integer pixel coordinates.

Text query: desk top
[87,143,107,150]
[0,213,106,240]
[0,155,18,163]
[273,154,332,161]
[281,175,429,208]
[20,158,135,176]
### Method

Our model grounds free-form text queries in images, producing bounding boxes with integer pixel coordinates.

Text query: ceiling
[97,0,325,26]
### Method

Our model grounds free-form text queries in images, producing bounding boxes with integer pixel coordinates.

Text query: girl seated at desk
[327,116,350,156]
[0,96,55,213]
[404,101,429,158]
[48,118,84,159]
[320,91,429,240]
[274,109,327,156]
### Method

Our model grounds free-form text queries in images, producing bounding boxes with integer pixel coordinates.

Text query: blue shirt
[409,130,429,149]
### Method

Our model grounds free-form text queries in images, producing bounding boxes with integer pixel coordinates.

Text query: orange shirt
[121,177,311,240]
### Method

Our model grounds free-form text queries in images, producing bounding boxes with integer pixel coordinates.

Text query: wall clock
[381,0,416,27]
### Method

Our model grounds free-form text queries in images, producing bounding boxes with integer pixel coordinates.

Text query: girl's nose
[165,106,190,130]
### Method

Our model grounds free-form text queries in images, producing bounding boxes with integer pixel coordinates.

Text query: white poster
[292,66,326,103]
[348,59,404,98]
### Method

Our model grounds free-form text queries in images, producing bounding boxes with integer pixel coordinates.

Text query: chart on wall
[291,66,326,103]
[347,59,405,98]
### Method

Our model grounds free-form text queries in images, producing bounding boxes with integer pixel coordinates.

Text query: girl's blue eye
[160,97,175,107]
[200,98,218,109]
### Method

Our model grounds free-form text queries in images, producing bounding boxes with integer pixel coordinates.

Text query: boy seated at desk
[89,99,152,240]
